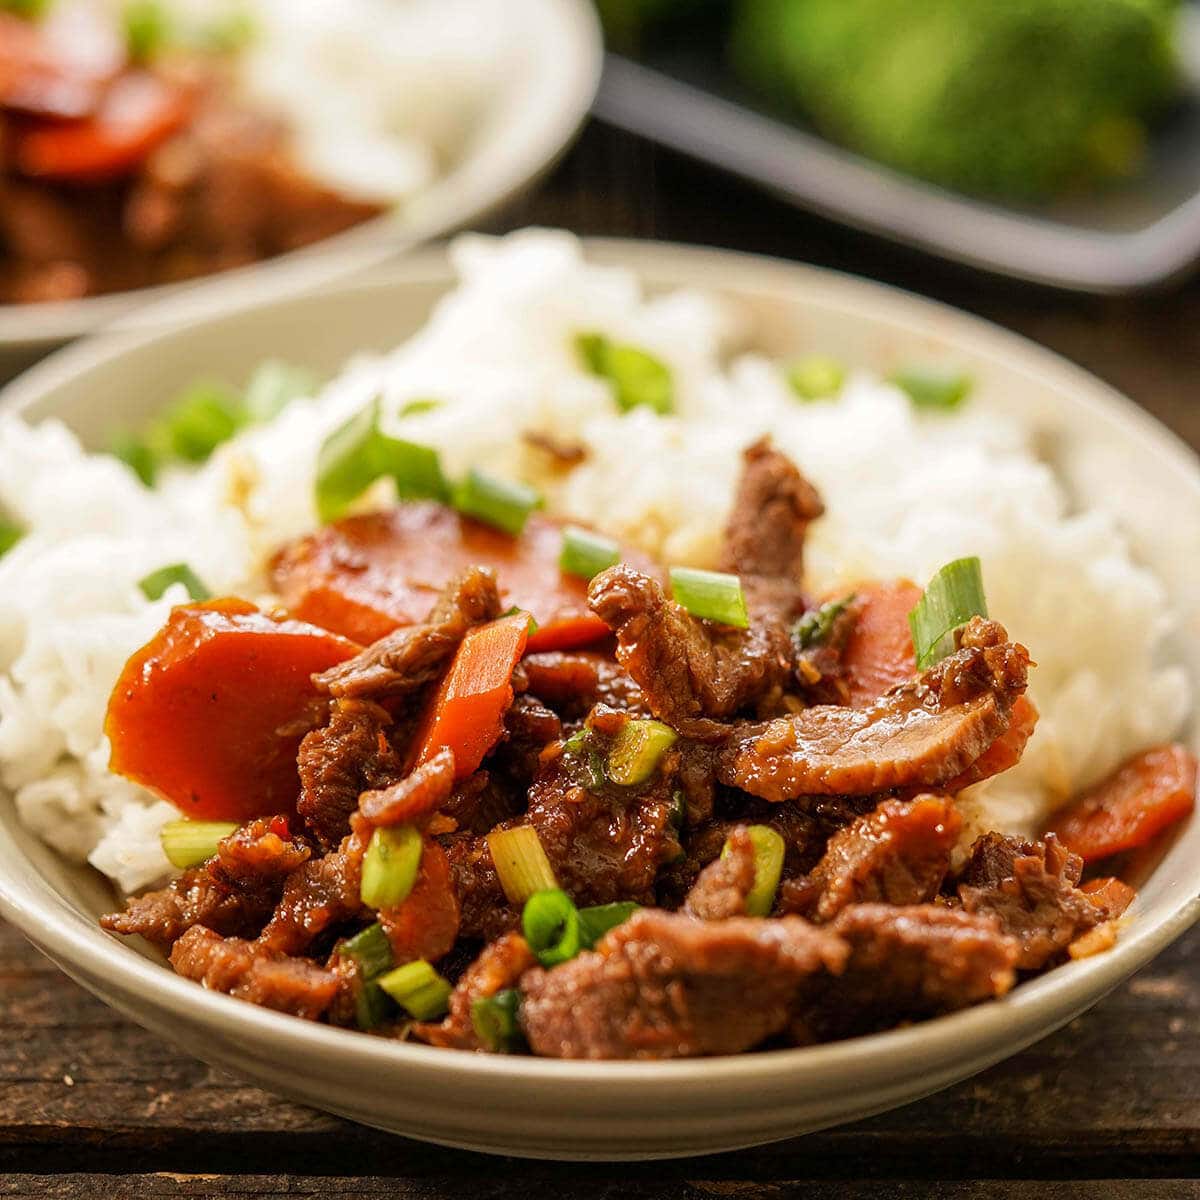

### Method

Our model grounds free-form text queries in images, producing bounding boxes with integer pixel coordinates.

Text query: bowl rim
[0,0,603,350]
[1,235,1199,1091]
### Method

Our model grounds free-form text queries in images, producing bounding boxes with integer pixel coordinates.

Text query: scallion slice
[1,0,50,19]
[138,563,211,603]
[522,888,582,967]
[576,333,674,415]
[470,988,523,1053]
[376,959,452,1021]
[151,380,244,463]
[486,826,557,905]
[337,922,394,980]
[559,525,620,580]
[399,398,443,417]
[669,566,749,629]
[726,825,786,918]
[0,517,24,559]
[159,819,238,869]
[890,364,972,411]
[453,468,541,536]
[578,901,639,948]
[907,556,988,671]
[360,824,423,909]
[243,359,316,423]
[123,0,171,62]
[793,594,855,650]
[353,978,394,1031]
[606,719,678,787]
[109,432,158,487]
[787,355,845,401]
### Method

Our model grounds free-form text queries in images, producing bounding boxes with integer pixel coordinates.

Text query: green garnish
[908,556,988,670]
[0,517,24,558]
[195,7,256,52]
[793,594,855,650]
[338,923,394,980]
[577,901,639,947]
[453,468,541,536]
[399,398,443,417]
[606,719,678,787]
[159,819,238,869]
[522,888,582,968]
[486,826,558,905]
[787,355,846,401]
[669,566,749,629]
[138,563,210,603]
[109,432,159,488]
[359,824,423,910]
[123,0,172,63]
[576,332,674,415]
[727,825,786,918]
[0,0,50,19]
[151,381,245,464]
[243,360,316,423]
[559,525,620,580]
[470,988,524,1053]
[890,364,972,411]
[377,959,452,1021]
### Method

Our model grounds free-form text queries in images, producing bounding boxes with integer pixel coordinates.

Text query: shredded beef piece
[796,795,961,922]
[720,437,823,621]
[720,617,1030,801]
[296,699,404,850]
[500,694,563,780]
[207,817,311,892]
[358,749,457,827]
[440,771,523,837]
[441,831,519,942]
[589,565,794,739]
[956,832,1112,970]
[793,904,1018,1041]
[313,567,502,700]
[521,650,648,719]
[416,933,537,1050]
[683,825,756,920]
[170,926,340,1021]
[793,594,862,707]
[520,909,848,1059]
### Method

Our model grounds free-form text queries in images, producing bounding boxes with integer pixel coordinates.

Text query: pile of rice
[0,230,1188,892]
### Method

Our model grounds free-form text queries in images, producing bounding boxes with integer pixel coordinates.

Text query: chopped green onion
[793,594,855,651]
[150,380,245,463]
[399,398,443,417]
[578,901,639,948]
[559,525,620,580]
[243,360,316,423]
[606,719,678,787]
[388,440,449,502]
[0,518,23,559]
[576,333,674,415]
[159,819,238,869]
[0,0,50,18]
[352,977,394,1031]
[561,727,605,790]
[360,824,423,909]
[726,825,786,918]
[194,6,256,52]
[908,556,987,671]
[453,468,541,536]
[890,364,972,411]
[138,563,211,603]
[500,606,539,637]
[337,922,394,980]
[486,826,558,905]
[109,432,159,487]
[787,355,845,401]
[123,0,173,64]
[522,888,582,967]
[376,959,453,1021]
[669,566,749,629]
[470,988,524,1053]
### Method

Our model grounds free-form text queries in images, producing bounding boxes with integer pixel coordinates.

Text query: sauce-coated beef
[683,824,756,920]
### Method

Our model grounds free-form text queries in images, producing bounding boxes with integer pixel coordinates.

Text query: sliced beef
[588,565,794,739]
[206,817,312,892]
[793,904,1018,1042]
[720,617,1031,801]
[520,650,647,720]
[440,771,524,838]
[416,932,537,1050]
[520,909,848,1059]
[499,694,563,781]
[169,926,340,1021]
[791,795,961,922]
[296,699,404,850]
[358,749,457,827]
[792,593,862,707]
[956,832,1114,970]
[313,567,501,700]
[683,824,756,920]
[441,830,519,943]
[720,437,823,621]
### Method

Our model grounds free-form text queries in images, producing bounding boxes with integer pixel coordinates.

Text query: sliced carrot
[379,839,460,964]
[1047,744,1197,865]
[945,695,1039,791]
[838,579,922,708]
[1080,876,1137,918]
[106,599,358,822]
[411,611,529,781]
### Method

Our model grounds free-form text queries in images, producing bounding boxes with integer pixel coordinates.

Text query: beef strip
[720,617,1030,801]
[440,771,524,838]
[441,829,518,943]
[416,932,537,1050]
[683,824,756,920]
[720,437,823,621]
[956,832,1115,970]
[169,926,340,1021]
[357,748,457,827]
[295,699,404,850]
[793,904,1019,1042]
[520,908,848,1059]
[520,650,648,720]
[588,564,794,739]
[499,694,563,782]
[206,817,311,892]
[313,567,502,700]
[788,795,961,922]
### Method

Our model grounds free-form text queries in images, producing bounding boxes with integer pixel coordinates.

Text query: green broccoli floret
[732,0,1182,201]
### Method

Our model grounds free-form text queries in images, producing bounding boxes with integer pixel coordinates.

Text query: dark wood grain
[3,118,1199,1195]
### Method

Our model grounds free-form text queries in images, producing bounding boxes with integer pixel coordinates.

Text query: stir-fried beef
[589,565,794,738]
[357,749,456,827]
[956,832,1117,970]
[314,568,502,701]
[207,817,312,892]
[521,909,848,1059]
[789,795,961,922]
[442,830,519,942]
[500,695,563,781]
[417,932,537,1050]
[721,437,824,620]
[793,594,862,707]
[440,771,523,838]
[520,651,647,720]
[170,926,341,1021]
[720,617,1030,801]
[793,904,1019,1042]
[683,824,756,920]
[296,699,404,850]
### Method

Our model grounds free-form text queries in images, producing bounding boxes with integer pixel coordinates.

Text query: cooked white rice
[0,229,1189,891]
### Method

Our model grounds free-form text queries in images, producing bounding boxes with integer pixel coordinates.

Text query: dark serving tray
[592,10,1200,293]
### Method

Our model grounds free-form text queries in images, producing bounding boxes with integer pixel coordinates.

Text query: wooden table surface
[4,119,1200,1199]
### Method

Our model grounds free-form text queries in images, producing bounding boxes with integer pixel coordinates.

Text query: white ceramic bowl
[0,0,601,364]
[1,241,1198,1161]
